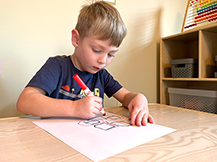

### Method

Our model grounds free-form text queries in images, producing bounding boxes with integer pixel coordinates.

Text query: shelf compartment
[162,78,217,81]
[161,31,199,78]
[199,30,217,78]
[161,80,217,105]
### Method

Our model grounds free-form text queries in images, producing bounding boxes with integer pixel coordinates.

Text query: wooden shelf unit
[160,23,217,105]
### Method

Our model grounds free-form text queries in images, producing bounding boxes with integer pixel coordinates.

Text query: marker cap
[73,74,87,90]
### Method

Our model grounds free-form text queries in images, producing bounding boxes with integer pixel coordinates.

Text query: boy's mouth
[93,66,102,71]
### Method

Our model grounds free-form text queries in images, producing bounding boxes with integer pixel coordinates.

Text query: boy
[17,1,154,126]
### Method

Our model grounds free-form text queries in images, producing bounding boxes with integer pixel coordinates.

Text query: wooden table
[1,104,217,162]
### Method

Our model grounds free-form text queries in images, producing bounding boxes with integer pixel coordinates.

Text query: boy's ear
[71,29,80,47]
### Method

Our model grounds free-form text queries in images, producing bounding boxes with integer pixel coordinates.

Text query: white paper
[33,113,176,162]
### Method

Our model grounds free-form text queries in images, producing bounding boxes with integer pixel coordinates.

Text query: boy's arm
[16,86,102,118]
[113,88,154,126]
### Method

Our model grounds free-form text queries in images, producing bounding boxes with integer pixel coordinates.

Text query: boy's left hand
[127,93,154,126]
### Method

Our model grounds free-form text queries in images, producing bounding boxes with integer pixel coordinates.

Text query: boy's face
[73,34,119,74]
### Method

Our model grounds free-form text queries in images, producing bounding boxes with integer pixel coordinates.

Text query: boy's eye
[92,48,115,57]
[108,53,115,57]
[93,49,101,53]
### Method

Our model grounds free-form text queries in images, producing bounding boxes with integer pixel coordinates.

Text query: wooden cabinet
[160,23,217,105]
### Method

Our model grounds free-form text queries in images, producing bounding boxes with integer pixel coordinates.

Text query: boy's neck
[71,54,82,72]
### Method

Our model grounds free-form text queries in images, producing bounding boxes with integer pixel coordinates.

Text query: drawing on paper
[78,113,130,131]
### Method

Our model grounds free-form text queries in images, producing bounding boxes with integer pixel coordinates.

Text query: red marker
[73,74,106,116]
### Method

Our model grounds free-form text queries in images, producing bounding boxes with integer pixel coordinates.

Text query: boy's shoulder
[46,55,71,64]
[41,55,72,72]
[50,55,70,61]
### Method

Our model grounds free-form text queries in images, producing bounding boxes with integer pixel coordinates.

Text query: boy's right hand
[71,96,102,119]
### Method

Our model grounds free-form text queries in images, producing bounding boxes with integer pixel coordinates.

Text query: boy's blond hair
[75,1,127,47]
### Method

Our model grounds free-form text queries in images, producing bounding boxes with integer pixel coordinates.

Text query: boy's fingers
[136,110,147,127]
[89,96,102,110]
[93,97,103,109]
[130,111,137,126]
[141,113,149,126]
[132,113,143,126]
[141,114,154,126]
[147,114,155,124]
[95,96,102,103]
[130,107,143,126]
[131,111,154,126]
[92,107,101,115]
[129,106,154,126]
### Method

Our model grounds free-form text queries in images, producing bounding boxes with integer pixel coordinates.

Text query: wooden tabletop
[1,103,217,162]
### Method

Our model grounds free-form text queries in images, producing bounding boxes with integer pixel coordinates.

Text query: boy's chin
[90,71,99,74]
[87,68,103,74]
[86,70,99,74]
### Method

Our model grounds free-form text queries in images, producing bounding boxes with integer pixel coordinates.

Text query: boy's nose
[98,54,107,64]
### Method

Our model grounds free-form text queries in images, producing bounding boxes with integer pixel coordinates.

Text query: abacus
[182,0,217,32]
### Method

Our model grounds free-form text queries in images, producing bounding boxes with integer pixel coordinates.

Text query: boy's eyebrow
[94,44,119,52]
[110,49,119,53]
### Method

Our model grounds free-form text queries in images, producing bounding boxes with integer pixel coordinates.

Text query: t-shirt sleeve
[26,57,61,95]
[103,70,123,98]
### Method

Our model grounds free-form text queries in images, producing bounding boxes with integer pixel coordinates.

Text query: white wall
[161,0,188,37]
[104,0,188,106]
[0,0,188,117]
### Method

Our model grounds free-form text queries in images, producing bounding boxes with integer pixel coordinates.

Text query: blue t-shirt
[27,55,122,102]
